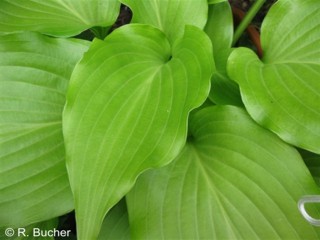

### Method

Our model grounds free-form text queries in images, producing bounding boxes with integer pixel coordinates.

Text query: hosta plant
[0,0,320,239]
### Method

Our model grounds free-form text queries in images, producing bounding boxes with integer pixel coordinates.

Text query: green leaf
[0,32,89,227]
[0,0,121,37]
[204,2,242,106]
[120,0,208,44]
[205,2,232,61]
[127,105,320,239]
[63,24,213,239]
[98,199,130,240]
[227,0,320,153]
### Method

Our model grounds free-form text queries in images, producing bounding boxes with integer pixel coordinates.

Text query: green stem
[232,0,266,46]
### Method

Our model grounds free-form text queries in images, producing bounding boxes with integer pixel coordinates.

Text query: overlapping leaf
[127,106,320,239]
[0,0,120,37]
[228,0,320,153]
[98,199,130,240]
[120,0,208,44]
[204,2,242,106]
[0,32,89,227]
[63,24,213,239]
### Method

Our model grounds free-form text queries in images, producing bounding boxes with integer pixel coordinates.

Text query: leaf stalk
[232,0,266,46]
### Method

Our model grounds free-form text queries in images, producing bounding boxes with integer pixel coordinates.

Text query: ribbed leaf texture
[127,106,320,239]
[63,24,214,239]
[228,0,320,153]
[0,32,89,227]
[0,0,120,37]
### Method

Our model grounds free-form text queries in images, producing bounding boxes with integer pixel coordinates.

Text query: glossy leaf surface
[127,106,320,239]
[228,0,320,153]
[0,0,120,37]
[63,24,213,239]
[120,0,208,44]
[0,32,89,227]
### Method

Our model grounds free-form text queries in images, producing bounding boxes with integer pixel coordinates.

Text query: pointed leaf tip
[63,24,214,239]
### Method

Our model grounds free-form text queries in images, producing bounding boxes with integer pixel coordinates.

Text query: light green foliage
[0,0,121,37]
[228,0,320,153]
[63,24,213,239]
[128,106,320,239]
[0,32,89,227]
[0,0,320,239]
[120,0,208,44]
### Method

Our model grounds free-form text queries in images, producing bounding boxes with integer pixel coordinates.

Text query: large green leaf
[120,0,208,44]
[63,24,213,239]
[204,2,242,106]
[0,32,89,227]
[127,105,320,239]
[0,0,120,37]
[227,0,320,153]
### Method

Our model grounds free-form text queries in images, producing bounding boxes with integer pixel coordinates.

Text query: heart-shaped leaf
[0,32,89,227]
[63,24,213,239]
[127,105,320,239]
[0,0,120,37]
[120,0,208,44]
[227,0,320,153]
